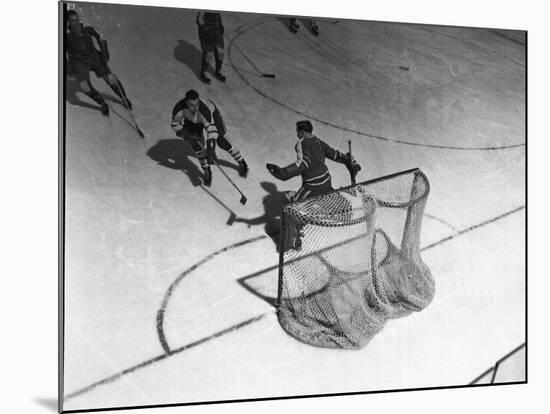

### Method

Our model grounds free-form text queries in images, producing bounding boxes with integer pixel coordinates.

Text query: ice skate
[214,71,226,83]
[199,72,211,84]
[311,22,319,36]
[100,102,110,116]
[203,167,212,187]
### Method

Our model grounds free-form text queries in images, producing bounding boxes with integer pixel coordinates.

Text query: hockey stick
[93,21,145,138]
[109,70,145,138]
[227,18,276,79]
[348,140,356,185]
[199,185,238,225]
[230,42,276,79]
[212,159,248,205]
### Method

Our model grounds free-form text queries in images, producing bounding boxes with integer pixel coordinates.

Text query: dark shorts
[176,126,203,142]
[198,25,224,52]
[71,53,109,82]
[177,110,227,141]
[176,128,205,153]
[288,181,334,203]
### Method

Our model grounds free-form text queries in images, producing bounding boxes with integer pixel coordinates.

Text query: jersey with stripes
[171,99,219,140]
[294,136,342,189]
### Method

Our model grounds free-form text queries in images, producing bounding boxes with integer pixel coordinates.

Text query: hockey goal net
[277,168,435,349]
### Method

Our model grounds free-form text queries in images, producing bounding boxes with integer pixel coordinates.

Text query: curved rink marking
[227,18,525,151]
[156,211,461,353]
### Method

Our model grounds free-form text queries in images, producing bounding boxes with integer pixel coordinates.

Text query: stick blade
[226,212,236,225]
[240,195,247,205]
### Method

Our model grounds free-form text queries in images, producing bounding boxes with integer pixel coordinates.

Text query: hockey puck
[399,66,410,71]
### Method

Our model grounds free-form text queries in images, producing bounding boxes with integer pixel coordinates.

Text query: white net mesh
[277,168,435,349]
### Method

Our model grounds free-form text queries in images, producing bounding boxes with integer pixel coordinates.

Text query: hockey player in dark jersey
[171,89,248,187]
[65,10,132,116]
[266,120,360,202]
[196,12,226,84]
[289,18,319,36]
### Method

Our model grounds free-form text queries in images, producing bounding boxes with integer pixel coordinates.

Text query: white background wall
[1,0,546,413]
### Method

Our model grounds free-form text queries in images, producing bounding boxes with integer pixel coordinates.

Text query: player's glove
[266,163,282,180]
[101,49,110,62]
[206,139,217,164]
[343,152,361,182]
[100,49,110,63]
[100,40,110,62]
[267,162,303,181]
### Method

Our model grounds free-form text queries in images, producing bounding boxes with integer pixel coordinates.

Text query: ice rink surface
[62,2,525,411]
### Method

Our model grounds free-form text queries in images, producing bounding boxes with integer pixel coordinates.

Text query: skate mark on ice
[417,27,525,67]
[227,19,525,151]
[233,16,269,34]
[487,30,526,46]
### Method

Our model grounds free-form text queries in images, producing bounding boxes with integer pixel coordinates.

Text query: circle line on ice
[227,18,525,151]
[155,206,522,354]
[156,235,268,354]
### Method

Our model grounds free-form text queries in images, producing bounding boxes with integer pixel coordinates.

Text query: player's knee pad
[105,74,116,85]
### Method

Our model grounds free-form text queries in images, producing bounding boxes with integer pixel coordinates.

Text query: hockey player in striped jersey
[266,120,360,202]
[171,89,248,187]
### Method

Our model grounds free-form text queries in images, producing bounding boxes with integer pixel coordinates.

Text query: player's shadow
[147,139,242,187]
[146,139,204,187]
[233,181,285,249]
[34,398,57,412]
[65,76,124,112]
[174,40,203,82]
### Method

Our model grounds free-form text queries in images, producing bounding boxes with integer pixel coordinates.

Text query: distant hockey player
[196,12,226,84]
[171,89,248,187]
[65,10,133,116]
[266,120,360,202]
[289,18,319,36]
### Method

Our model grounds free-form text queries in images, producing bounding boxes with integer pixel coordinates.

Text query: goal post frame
[275,167,434,349]
[276,167,425,311]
